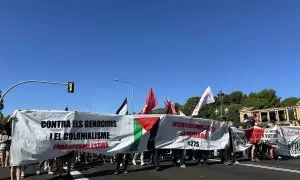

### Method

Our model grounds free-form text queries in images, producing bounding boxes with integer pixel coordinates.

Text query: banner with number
[154,115,230,150]
[278,126,300,157]
[10,110,230,166]
[11,110,300,165]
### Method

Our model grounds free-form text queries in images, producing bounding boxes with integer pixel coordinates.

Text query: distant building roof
[240,107,255,112]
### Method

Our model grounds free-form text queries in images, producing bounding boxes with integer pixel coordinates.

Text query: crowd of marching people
[2,114,288,180]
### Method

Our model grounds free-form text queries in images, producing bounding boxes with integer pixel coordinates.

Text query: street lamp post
[218,90,224,118]
[216,90,228,120]
[114,79,134,115]
[0,80,73,111]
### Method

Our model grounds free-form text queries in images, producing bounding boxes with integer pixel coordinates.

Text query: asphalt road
[2,158,300,180]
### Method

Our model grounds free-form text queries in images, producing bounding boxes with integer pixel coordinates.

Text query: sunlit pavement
[1,159,300,180]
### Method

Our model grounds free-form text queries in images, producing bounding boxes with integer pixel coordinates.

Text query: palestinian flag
[116,98,128,115]
[131,117,160,151]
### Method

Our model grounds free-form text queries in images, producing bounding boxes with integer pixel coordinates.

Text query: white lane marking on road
[64,167,89,180]
[238,163,300,174]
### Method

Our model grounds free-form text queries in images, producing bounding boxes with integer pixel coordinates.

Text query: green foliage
[174,103,182,109]
[282,97,300,106]
[147,89,298,124]
[181,97,200,116]
[228,91,246,104]
[177,88,297,123]
[226,104,243,123]
[151,108,166,114]
[242,89,281,109]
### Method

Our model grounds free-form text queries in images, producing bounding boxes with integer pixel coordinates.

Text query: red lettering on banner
[53,142,108,150]
[284,130,300,137]
[180,131,207,139]
[172,122,216,132]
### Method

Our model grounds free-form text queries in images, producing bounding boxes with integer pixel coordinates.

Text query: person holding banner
[172,149,186,168]
[266,121,277,160]
[114,153,130,175]
[250,114,261,162]
[56,152,74,177]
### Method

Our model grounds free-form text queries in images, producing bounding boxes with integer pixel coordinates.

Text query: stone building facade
[239,101,300,123]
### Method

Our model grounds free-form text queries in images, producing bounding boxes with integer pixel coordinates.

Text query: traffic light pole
[0,80,69,110]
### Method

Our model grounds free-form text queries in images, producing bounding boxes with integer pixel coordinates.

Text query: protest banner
[10,110,162,166]
[11,110,300,165]
[244,126,264,144]
[231,127,252,152]
[278,126,300,157]
[155,115,230,150]
[260,126,279,148]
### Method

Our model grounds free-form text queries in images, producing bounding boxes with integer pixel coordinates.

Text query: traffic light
[67,82,75,93]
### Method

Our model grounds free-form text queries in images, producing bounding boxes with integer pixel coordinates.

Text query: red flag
[141,88,158,114]
[165,99,176,114]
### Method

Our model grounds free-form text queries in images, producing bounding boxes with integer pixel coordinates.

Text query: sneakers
[36,170,41,176]
[224,161,233,165]
[114,170,120,175]
[233,161,240,165]
[180,164,186,168]
[124,170,128,174]
[44,162,48,171]
[21,171,25,178]
[141,162,146,166]
[132,159,137,165]
[120,163,123,167]
[48,171,54,175]
[156,167,162,171]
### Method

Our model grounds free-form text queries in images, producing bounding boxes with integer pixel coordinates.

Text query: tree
[282,97,300,106]
[198,103,216,119]
[226,104,243,124]
[151,108,166,114]
[228,91,246,104]
[174,103,182,109]
[242,89,281,109]
[181,97,200,116]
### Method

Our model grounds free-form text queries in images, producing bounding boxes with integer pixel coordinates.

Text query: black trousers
[116,154,130,171]
[196,150,208,164]
[172,149,185,166]
[148,149,160,168]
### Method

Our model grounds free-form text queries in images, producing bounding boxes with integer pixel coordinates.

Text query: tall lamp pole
[0,80,74,111]
[215,90,228,120]
[114,79,134,114]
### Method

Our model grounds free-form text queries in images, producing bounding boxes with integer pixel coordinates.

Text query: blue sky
[0,0,299,115]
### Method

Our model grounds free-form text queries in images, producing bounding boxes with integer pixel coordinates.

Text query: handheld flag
[165,99,186,116]
[141,88,158,114]
[191,86,215,117]
[116,98,128,115]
